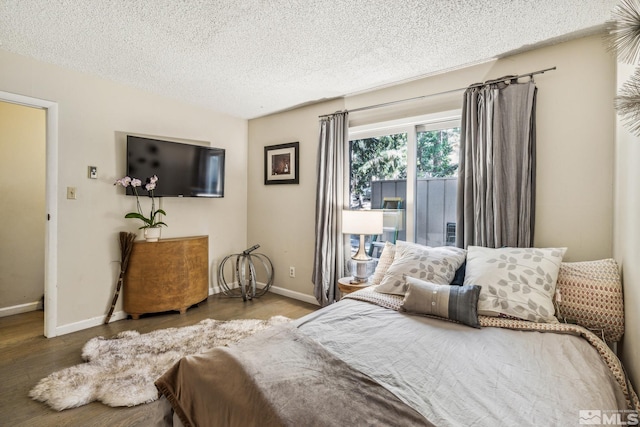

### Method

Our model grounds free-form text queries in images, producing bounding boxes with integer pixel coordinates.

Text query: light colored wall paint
[248,99,344,299]
[346,35,616,262]
[249,35,615,304]
[0,49,248,331]
[0,101,46,309]
[615,62,640,392]
[249,32,637,388]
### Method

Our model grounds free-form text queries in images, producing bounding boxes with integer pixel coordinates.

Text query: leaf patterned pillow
[376,241,467,296]
[463,246,566,323]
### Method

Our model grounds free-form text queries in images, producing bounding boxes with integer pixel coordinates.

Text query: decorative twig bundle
[616,70,640,136]
[104,232,137,324]
[605,0,640,137]
[605,0,640,65]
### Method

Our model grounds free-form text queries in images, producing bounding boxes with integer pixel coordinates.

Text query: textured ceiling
[0,1,617,119]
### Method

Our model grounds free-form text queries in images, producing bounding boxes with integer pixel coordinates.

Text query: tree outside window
[349,128,459,208]
[348,118,460,249]
[349,133,407,208]
[416,128,459,178]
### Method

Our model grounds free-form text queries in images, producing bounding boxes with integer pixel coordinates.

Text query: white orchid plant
[114,175,167,229]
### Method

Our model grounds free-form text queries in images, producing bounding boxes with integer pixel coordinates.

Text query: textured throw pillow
[451,262,466,286]
[464,246,566,323]
[376,241,467,295]
[555,259,624,342]
[400,277,481,328]
[368,242,396,286]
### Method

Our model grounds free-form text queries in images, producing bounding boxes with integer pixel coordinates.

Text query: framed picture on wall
[264,142,299,185]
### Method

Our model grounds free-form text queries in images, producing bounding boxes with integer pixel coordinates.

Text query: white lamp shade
[342,210,384,235]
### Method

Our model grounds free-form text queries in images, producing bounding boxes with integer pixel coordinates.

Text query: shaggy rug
[29,316,290,411]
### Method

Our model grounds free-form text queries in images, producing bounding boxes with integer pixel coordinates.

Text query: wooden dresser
[123,235,209,319]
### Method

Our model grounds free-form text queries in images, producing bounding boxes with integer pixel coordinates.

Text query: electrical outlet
[289,266,295,278]
[88,166,97,179]
[66,187,77,200]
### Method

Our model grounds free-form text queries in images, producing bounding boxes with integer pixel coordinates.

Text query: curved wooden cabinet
[124,235,209,319]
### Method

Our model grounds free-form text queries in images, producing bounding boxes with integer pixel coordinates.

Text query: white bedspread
[295,299,628,426]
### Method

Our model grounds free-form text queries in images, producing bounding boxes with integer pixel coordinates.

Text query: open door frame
[1,90,58,338]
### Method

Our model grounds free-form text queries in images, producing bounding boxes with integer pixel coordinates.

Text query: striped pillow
[400,276,481,328]
[555,259,624,342]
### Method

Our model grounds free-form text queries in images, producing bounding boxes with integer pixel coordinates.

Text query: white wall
[0,49,248,332]
[346,35,616,261]
[249,31,637,388]
[2,31,633,385]
[248,99,343,303]
[615,62,640,393]
[249,35,616,302]
[0,102,46,311]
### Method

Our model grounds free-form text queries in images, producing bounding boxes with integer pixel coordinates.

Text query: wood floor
[0,293,318,426]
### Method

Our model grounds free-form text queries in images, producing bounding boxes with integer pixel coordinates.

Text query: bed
[155,242,638,426]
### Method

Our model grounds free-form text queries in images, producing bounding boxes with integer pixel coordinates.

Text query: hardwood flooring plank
[0,292,318,426]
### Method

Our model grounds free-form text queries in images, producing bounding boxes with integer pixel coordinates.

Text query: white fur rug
[29,316,290,411]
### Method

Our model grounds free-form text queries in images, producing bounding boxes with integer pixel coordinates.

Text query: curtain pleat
[312,112,348,306]
[457,80,537,249]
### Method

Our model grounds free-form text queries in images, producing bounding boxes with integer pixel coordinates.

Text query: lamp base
[348,258,377,283]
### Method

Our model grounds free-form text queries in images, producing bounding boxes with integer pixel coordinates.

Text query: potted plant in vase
[114,175,167,241]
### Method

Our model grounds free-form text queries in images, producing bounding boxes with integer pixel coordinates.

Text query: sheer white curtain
[457,79,537,248]
[312,112,348,306]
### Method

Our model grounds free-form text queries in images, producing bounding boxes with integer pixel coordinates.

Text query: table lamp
[342,209,384,283]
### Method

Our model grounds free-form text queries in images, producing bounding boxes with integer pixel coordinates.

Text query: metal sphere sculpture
[217,244,274,301]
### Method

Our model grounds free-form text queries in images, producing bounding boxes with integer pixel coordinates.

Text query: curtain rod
[319,66,556,119]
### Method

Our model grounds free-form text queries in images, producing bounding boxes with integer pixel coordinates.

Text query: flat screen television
[126,135,225,197]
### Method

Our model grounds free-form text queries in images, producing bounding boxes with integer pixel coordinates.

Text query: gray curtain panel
[312,112,348,306]
[456,80,537,248]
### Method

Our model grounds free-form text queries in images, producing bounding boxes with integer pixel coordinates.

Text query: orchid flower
[115,175,167,229]
[114,176,132,187]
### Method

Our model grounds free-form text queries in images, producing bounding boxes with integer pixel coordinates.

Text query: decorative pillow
[376,241,467,295]
[464,246,566,323]
[368,242,396,286]
[555,259,624,342]
[400,277,481,328]
[451,261,466,286]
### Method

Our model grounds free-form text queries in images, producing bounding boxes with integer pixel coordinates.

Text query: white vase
[144,227,162,242]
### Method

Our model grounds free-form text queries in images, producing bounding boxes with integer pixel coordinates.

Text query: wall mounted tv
[126,135,225,198]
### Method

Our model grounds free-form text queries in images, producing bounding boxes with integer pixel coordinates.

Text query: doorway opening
[0,91,58,338]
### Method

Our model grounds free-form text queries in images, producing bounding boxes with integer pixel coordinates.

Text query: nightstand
[337,276,371,296]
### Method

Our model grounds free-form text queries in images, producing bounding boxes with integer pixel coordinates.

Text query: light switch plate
[66,187,77,200]
[89,166,97,179]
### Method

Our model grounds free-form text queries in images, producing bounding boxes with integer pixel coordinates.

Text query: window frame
[347,109,461,243]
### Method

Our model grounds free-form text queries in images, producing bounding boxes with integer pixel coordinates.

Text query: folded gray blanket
[156,323,432,427]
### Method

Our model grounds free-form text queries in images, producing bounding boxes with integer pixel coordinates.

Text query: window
[415,123,460,247]
[349,132,407,210]
[347,111,461,256]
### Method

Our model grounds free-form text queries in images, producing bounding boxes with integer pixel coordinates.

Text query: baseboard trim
[52,285,318,336]
[0,301,39,318]
[213,282,319,306]
[267,286,319,306]
[55,310,128,336]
